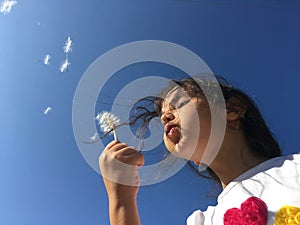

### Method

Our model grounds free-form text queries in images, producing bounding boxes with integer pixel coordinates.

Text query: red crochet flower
[223,197,268,225]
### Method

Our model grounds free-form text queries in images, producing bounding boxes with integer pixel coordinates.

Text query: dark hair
[124,75,282,181]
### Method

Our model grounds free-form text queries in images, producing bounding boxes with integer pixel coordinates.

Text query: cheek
[173,104,200,159]
[199,111,212,137]
[176,106,212,159]
[195,109,212,152]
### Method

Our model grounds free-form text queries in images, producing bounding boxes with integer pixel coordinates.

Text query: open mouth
[165,124,175,134]
[164,124,180,142]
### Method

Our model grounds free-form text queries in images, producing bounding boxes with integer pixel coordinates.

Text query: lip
[164,124,176,134]
[164,124,180,142]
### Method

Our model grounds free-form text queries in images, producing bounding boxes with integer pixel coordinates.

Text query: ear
[226,97,247,121]
[226,109,240,121]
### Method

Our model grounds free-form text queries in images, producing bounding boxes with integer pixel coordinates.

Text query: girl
[99,76,300,225]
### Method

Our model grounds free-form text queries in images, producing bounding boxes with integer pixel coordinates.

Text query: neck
[209,130,267,189]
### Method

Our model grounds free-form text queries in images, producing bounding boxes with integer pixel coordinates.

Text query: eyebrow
[165,87,190,104]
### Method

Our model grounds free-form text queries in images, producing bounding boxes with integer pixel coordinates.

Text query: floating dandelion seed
[43,54,51,65]
[96,111,120,141]
[90,132,99,141]
[60,57,70,72]
[0,0,17,15]
[63,36,72,54]
[44,106,52,115]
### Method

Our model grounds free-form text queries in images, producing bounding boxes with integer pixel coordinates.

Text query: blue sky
[1,1,300,224]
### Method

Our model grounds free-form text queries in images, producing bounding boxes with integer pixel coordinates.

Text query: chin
[164,137,176,153]
[165,137,200,160]
[165,144,175,153]
[164,140,188,159]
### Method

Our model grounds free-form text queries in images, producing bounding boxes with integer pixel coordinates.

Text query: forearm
[109,197,141,225]
[100,141,144,225]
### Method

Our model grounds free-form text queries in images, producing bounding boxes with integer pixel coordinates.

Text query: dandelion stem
[113,128,118,142]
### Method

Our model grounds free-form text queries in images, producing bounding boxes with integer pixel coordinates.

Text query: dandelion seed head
[0,0,17,15]
[95,111,120,134]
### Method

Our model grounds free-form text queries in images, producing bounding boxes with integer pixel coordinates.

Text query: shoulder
[186,153,300,225]
[186,210,204,225]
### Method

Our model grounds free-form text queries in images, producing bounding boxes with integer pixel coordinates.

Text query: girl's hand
[99,141,144,225]
[99,140,145,200]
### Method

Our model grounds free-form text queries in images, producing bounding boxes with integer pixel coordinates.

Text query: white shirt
[186,153,300,225]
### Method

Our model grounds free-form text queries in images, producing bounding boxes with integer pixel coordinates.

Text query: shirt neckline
[217,154,289,199]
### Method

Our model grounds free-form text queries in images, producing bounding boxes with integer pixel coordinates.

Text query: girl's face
[160,87,212,161]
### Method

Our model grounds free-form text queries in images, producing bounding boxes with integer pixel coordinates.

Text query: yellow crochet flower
[274,206,300,225]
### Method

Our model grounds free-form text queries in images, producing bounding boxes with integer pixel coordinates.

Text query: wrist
[108,196,141,225]
[108,191,137,205]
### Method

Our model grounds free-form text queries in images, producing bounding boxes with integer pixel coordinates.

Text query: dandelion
[0,0,17,15]
[96,111,120,141]
[44,106,52,115]
[63,36,72,54]
[43,54,51,65]
[60,57,70,72]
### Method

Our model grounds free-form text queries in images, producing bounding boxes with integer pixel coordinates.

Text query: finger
[109,145,142,162]
[103,143,145,166]
[116,146,138,156]
[104,140,119,152]
[120,151,145,167]
[107,142,133,153]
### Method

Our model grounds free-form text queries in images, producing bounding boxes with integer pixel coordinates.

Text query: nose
[160,111,175,124]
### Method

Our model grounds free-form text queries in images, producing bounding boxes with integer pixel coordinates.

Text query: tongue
[167,127,180,144]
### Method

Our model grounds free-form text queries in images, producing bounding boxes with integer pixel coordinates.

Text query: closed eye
[175,100,190,109]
